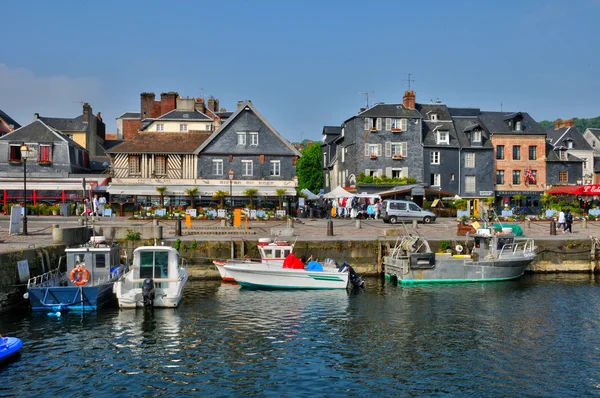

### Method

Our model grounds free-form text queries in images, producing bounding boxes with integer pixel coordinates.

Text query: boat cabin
[65,243,122,285]
[133,246,182,287]
[257,239,294,261]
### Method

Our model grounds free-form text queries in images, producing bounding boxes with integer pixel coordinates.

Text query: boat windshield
[140,251,169,279]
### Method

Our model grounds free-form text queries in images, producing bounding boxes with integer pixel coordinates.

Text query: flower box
[370,155,377,159]
[391,128,402,132]
[370,127,378,132]
[38,161,52,166]
[392,155,403,160]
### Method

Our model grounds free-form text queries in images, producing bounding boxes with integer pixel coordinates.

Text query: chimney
[214,115,222,130]
[34,113,39,119]
[214,99,220,112]
[403,90,416,109]
[140,92,156,119]
[96,112,102,121]
[82,102,92,122]
[208,97,215,112]
[195,97,206,113]
[160,92,178,115]
[555,119,575,130]
[359,107,367,113]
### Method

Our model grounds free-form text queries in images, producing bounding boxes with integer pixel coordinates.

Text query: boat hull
[384,255,534,284]
[213,261,235,282]
[0,337,23,364]
[117,277,188,308]
[27,283,117,311]
[224,264,349,289]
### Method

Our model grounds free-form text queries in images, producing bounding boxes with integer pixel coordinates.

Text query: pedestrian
[564,209,573,234]
[92,195,99,216]
[79,199,91,216]
[557,209,565,232]
[376,200,383,219]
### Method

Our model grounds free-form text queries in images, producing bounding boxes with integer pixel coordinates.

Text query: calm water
[3,274,600,397]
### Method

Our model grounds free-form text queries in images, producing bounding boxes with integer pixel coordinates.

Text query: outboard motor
[338,263,365,289]
[142,278,155,308]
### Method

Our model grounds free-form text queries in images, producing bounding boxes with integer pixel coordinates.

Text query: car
[381,200,436,224]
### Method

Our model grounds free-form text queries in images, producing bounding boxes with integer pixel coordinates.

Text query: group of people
[556,209,574,234]
[311,197,383,220]
[79,195,107,217]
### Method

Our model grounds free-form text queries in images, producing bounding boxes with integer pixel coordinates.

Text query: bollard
[220,219,226,227]
[583,218,587,229]
[412,220,417,229]
[309,208,314,219]
[356,219,361,229]
[287,218,294,229]
[153,219,159,227]
[175,219,182,236]
[78,219,84,226]
[327,220,334,236]
[550,219,556,235]
[526,219,531,229]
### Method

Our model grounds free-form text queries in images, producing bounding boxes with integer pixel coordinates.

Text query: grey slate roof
[39,115,86,132]
[322,126,341,145]
[586,128,600,139]
[452,117,493,149]
[478,111,546,135]
[415,103,452,121]
[0,119,84,148]
[117,112,141,119]
[545,142,584,162]
[350,103,421,121]
[546,127,592,150]
[0,109,21,128]
[157,109,211,121]
[216,111,233,120]
[448,107,481,117]
[422,120,459,147]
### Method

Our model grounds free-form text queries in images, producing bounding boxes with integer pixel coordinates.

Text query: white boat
[115,245,188,308]
[223,257,361,290]
[213,237,295,281]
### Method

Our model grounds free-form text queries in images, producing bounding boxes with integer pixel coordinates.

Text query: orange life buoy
[70,266,90,286]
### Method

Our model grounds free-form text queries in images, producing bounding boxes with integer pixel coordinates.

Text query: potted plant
[51,204,60,215]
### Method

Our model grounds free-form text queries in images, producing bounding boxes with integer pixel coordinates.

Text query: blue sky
[1,0,599,142]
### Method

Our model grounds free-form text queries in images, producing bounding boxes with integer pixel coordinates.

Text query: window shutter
[364,118,369,131]
[385,142,392,157]
[377,169,383,177]
[376,118,382,130]
[386,167,392,177]
[377,144,382,156]
[401,119,408,131]
[385,118,391,131]
[401,143,407,157]
[364,144,369,157]
[365,169,371,176]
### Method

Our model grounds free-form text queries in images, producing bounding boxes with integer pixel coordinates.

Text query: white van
[381,200,437,224]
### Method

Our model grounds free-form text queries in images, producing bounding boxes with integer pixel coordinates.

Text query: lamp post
[229,169,234,226]
[20,143,29,235]
[292,176,298,216]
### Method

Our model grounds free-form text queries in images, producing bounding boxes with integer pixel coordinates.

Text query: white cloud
[0,64,101,126]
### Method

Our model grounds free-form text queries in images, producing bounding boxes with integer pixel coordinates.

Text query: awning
[546,185,583,195]
[107,184,297,197]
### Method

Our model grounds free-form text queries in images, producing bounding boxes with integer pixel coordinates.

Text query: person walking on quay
[79,199,91,216]
[564,209,573,234]
[557,209,566,232]
[92,195,100,216]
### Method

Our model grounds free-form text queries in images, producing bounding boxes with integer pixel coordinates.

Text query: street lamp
[20,143,29,235]
[292,176,298,216]
[229,169,234,226]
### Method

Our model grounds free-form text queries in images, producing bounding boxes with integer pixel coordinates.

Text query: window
[529,146,537,160]
[65,134,74,140]
[385,118,391,131]
[430,173,441,186]
[376,118,382,130]
[513,145,521,160]
[465,152,475,168]
[270,160,280,176]
[515,121,522,131]
[496,170,505,185]
[95,253,106,268]
[323,153,327,165]
[237,132,246,146]
[39,145,52,163]
[390,118,407,131]
[341,148,345,163]
[180,124,188,132]
[242,160,253,176]
[9,145,21,162]
[365,144,382,157]
[512,170,521,185]
[496,145,505,160]
[249,132,259,146]
[437,131,449,145]
[364,118,373,130]
[472,130,482,143]
[430,113,438,121]
[155,155,166,176]
[559,171,568,182]
[431,151,440,164]
[451,173,455,181]
[341,127,345,137]
[129,156,140,175]
[465,176,476,192]
[212,159,223,175]
[567,140,573,149]
[156,124,164,132]
[206,124,212,131]
[385,142,407,158]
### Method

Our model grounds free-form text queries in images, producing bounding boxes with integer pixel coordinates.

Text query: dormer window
[472,130,482,143]
[430,113,438,122]
[566,140,573,149]
[437,131,449,145]
[559,150,567,161]
[515,121,522,131]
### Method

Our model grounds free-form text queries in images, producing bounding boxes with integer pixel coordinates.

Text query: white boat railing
[498,239,536,257]
[27,267,64,289]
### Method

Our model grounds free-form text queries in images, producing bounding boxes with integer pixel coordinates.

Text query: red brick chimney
[195,97,206,113]
[208,97,216,112]
[160,92,178,115]
[140,92,156,119]
[554,119,575,130]
[403,90,416,109]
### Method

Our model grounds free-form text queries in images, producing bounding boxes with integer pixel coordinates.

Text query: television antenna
[402,74,415,91]
[360,91,375,108]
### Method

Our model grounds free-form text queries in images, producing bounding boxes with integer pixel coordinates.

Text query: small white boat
[213,237,295,281]
[115,246,188,308]
[223,257,361,290]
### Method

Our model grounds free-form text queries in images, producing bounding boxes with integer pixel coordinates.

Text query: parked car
[381,200,436,224]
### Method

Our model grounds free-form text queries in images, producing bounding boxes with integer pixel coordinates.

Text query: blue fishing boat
[0,336,23,364]
[24,237,127,312]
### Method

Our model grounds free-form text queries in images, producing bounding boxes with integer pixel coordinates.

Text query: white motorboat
[115,246,188,308]
[223,257,363,290]
[213,237,295,281]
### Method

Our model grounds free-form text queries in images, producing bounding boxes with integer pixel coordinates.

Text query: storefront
[495,190,543,214]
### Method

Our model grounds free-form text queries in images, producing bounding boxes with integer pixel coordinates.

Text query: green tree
[156,186,167,208]
[185,187,199,209]
[212,190,228,209]
[296,142,322,194]
[243,188,259,209]
[275,188,287,210]
[540,193,555,210]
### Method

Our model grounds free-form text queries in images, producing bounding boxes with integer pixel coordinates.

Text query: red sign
[581,185,600,195]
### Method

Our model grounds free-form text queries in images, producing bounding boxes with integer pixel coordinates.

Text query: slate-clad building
[321,126,341,191]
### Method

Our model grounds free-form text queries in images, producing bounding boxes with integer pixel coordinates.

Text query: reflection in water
[2,275,600,396]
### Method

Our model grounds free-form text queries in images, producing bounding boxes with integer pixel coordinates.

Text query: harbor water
[3,274,600,396]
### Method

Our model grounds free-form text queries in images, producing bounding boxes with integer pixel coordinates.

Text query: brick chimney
[208,97,215,112]
[160,92,178,115]
[554,119,575,130]
[403,90,416,109]
[34,113,39,119]
[82,102,92,122]
[195,97,206,113]
[140,92,156,119]
[96,112,102,121]
[213,98,220,112]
